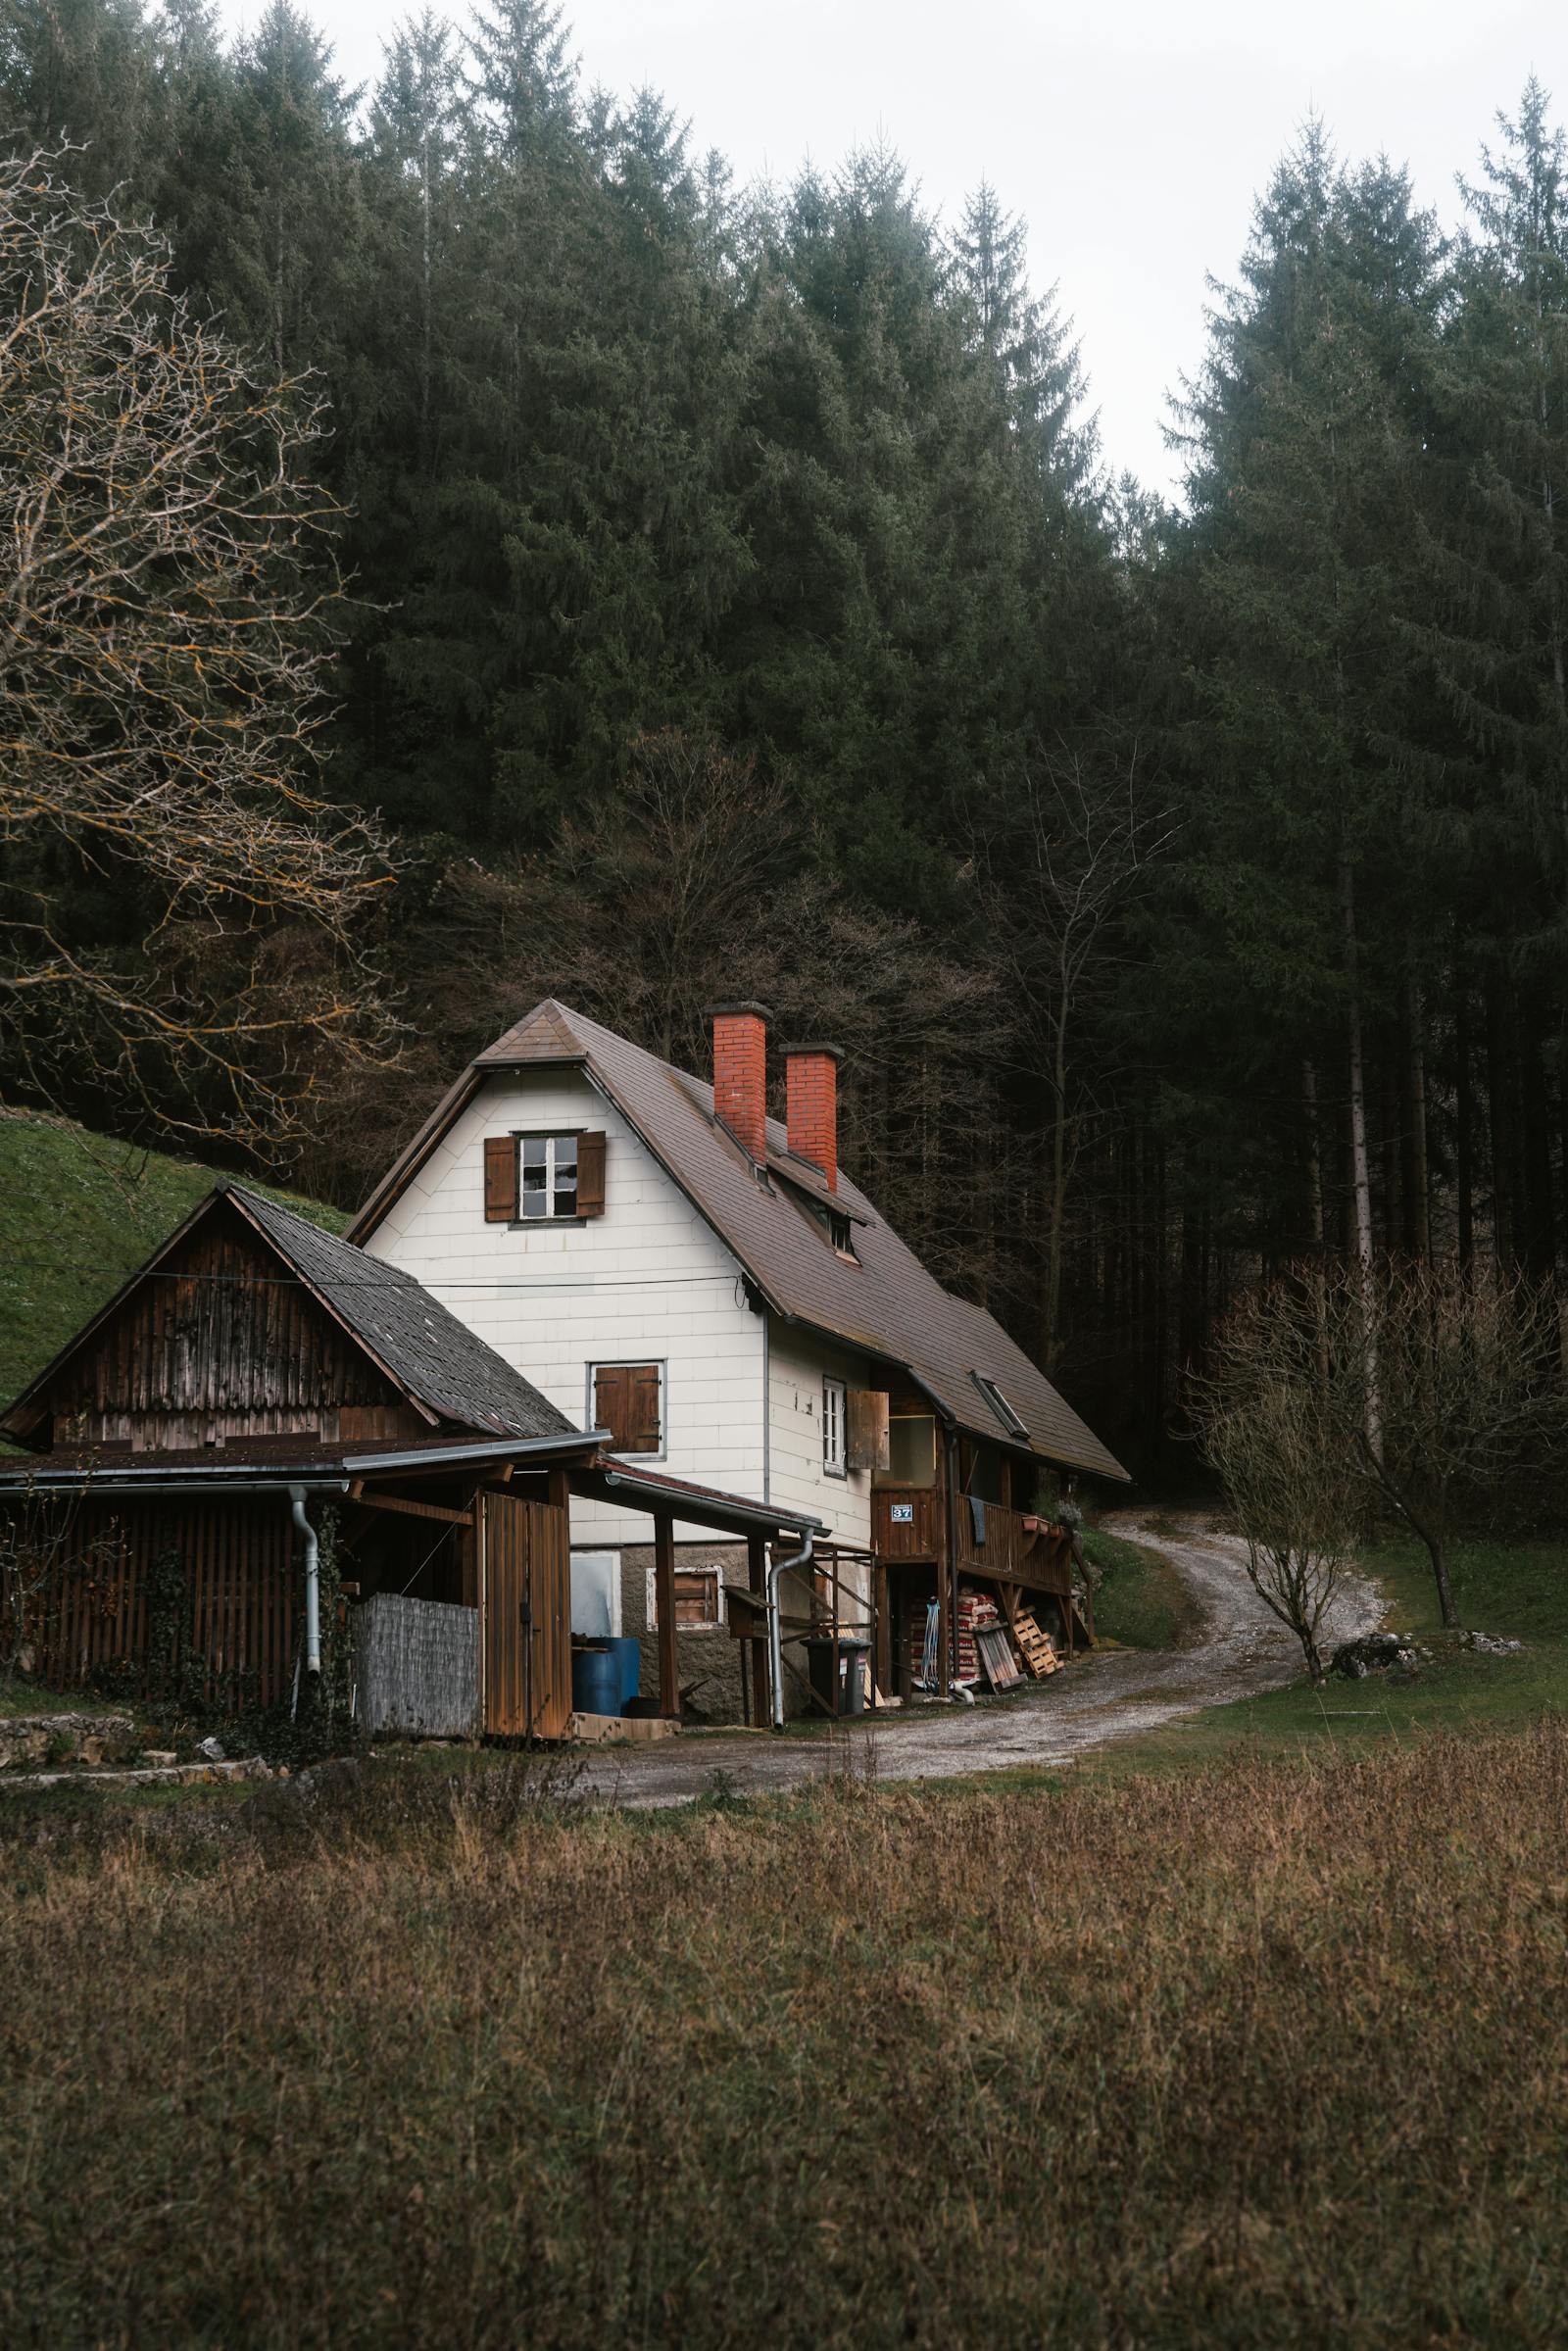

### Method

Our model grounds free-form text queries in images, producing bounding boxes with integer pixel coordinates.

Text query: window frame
[514,1128,582,1224]
[587,1358,667,1462]
[971,1372,1030,1443]
[646,1562,723,1631]
[822,1376,848,1479]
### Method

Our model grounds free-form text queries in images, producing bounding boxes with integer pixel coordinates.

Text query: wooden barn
[0,1183,823,1736]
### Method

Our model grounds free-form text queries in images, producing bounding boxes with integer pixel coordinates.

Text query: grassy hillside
[0,1111,346,1412]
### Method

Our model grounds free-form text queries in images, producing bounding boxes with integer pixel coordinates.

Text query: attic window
[971,1373,1029,1443]
[521,1133,577,1220]
[808,1200,858,1259]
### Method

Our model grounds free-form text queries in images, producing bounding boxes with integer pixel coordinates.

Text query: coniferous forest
[3,0,1567,1472]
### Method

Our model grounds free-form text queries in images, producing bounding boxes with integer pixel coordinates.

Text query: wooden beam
[654,1509,679,1720]
[353,1491,472,1528]
[747,1532,768,1727]
[547,1464,569,1514]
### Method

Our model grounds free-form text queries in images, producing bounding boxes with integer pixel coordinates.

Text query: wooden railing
[871,1489,1074,1598]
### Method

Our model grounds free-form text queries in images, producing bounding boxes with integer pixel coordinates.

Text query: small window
[647,1564,722,1630]
[810,1200,858,1257]
[822,1378,848,1477]
[591,1362,663,1457]
[520,1132,578,1220]
[971,1372,1029,1442]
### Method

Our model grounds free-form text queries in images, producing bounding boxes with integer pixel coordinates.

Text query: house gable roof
[2,1184,577,1448]
[350,1001,1128,1482]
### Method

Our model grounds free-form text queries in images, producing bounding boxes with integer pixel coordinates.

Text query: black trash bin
[804,1636,871,1717]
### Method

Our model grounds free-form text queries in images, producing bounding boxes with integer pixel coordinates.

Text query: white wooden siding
[766,1323,874,1601]
[363,1068,765,1543]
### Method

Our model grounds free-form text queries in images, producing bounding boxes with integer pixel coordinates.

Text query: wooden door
[482,1492,571,1739]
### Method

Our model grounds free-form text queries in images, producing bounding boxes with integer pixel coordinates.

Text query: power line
[0,1267,744,1292]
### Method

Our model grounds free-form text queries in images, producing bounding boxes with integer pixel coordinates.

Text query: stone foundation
[615,1542,827,1724]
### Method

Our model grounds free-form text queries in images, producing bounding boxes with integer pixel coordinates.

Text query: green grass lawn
[0,1110,345,1413]
[1066,1528,1568,1786]
[1085,1522,1202,1649]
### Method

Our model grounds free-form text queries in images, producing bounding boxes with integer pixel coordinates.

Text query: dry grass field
[5,1720,1568,2348]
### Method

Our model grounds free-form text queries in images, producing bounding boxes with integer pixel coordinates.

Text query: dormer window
[806,1199,857,1259]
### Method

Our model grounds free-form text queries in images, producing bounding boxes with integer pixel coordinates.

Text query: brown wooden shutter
[593,1363,660,1453]
[576,1130,607,1217]
[847,1388,891,1473]
[483,1136,517,1223]
[628,1364,662,1454]
[593,1364,629,1446]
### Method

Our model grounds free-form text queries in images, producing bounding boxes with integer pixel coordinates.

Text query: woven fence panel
[357,1594,479,1739]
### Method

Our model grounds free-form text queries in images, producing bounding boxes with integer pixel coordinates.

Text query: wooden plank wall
[40,1205,421,1451]
[482,1493,571,1739]
[8,1497,301,1709]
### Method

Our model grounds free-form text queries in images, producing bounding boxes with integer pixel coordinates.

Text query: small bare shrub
[1193,1285,1360,1679]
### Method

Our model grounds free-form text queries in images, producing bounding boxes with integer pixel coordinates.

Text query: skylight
[971,1372,1029,1442]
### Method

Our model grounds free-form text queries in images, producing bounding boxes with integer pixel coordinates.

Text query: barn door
[481,1492,571,1739]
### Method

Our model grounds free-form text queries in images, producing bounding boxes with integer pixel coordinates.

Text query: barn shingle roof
[229,1188,575,1442]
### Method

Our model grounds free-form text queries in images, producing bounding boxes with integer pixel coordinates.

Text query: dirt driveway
[566,1513,1384,1808]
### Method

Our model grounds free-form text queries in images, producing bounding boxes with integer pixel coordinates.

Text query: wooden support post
[747,1532,768,1727]
[654,1508,679,1720]
[547,1465,570,1515]
[939,1428,956,1699]
[874,1557,889,1701]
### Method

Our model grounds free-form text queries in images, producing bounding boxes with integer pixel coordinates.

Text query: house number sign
[889,1501,914,1523]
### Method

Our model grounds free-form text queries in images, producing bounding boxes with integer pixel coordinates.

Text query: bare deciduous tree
[978,744,1173,1370]
[0,151,396,1148]
[1193,1284,1360,1681]
[1340,1257,1563,1629]
[1199,1256,1565,1648]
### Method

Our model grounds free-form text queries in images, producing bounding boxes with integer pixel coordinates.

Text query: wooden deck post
[747,1531,768,1727]
[654,1508,679,1719]
[939,1428,956,1699]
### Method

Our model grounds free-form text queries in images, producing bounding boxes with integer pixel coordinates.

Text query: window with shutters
[590,1361,664,1457]
[822,1377,848,1477]
[483,1130,606,1223]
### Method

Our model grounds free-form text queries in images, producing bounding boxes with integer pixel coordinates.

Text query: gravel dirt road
[564,1513,1385,1808]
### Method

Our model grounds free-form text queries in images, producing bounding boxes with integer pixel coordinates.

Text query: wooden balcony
[871,1488,1074,1598]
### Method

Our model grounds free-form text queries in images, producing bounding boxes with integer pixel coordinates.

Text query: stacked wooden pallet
[1012,1609,1060,1679]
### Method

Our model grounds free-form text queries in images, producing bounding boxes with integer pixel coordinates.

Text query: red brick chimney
[709,1002,771,1163]
[783,1043,842,1191]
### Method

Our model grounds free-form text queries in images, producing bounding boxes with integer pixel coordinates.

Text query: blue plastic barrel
[571,1644,620,1719]
[605,1636,640,1711]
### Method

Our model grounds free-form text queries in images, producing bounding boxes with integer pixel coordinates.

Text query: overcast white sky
[221,0,1564,496]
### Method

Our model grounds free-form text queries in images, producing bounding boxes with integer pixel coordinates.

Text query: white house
[348,1000,1125,1719]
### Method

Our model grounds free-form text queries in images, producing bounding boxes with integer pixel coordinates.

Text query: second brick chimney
[784,1043,843,1192]
[709,1002,771,1163]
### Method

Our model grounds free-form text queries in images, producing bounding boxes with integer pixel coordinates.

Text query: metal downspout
[761,1309,771,1507]
[766,1532,814,1732]
[289,1485,321,1681]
